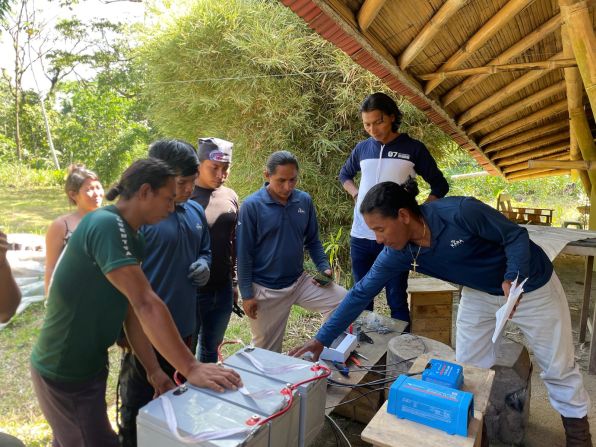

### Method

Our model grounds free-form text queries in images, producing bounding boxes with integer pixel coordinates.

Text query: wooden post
[357,0,387,32]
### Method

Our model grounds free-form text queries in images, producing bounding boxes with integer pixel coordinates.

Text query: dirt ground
[316,253,596,447]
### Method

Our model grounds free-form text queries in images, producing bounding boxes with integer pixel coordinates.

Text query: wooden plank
[357,0,387,32]
[411,319,452,330]
[407,277,458,293]
[419,60,576,80]
[412,304,452,317]
[410,294,453,305]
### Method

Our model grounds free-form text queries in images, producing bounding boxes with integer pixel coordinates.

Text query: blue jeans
[192,280,234,363]
[350,236,410,323]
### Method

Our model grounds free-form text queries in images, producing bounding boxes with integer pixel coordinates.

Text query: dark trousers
[31,365,118,447]
[191,280,233,363]
[117,338,190,447]
[350,236,411,323]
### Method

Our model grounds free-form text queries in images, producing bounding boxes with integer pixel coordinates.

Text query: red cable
[257,387,295,425]
[217,339,244,363]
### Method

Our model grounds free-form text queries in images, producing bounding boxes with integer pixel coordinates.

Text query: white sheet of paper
[492,276,528,343]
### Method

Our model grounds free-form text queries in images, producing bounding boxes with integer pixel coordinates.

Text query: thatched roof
[280,0,596,184]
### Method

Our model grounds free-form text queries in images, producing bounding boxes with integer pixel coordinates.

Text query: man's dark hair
[148,139,198,177]
[106,158,175,201]
[360,92,403,132]
[360,180,421,218]
[266,150,299,175]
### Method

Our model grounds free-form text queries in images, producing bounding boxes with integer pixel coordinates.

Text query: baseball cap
[198,137,233,163]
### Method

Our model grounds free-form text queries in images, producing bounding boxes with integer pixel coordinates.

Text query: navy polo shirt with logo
[237,184,330,299]
[315,196,553,346]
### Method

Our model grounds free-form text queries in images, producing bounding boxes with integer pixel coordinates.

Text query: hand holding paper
[492,276,528,343]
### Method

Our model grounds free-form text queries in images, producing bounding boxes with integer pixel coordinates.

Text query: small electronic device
[387,375,474,436]
[313,272,332,286]
[422,359,464,390]
[320,332,358,363]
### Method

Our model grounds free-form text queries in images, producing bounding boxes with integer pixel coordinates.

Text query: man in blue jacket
[291,181,591,447]
[237,151,346,352]
[339,92,448,325]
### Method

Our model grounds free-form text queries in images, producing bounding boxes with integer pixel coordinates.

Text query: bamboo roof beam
[491,132,570,160]
[528,159,596,170]
[498,142,569,166]
[507,169,571,181]
[423,0,537,95]
[482,120,569,153]
[458,52,564,126]
[502,153,569,174]
[467,81,567,134]
[357,0,387,32]
[419,60,576,81]
[442,14,562,106]
[398,0,468,70]
[479,99,569,146]
[560,0,596,117]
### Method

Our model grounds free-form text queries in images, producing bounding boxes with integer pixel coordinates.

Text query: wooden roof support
[423,0,535,95]
[467,81,567,134]
[442,14,562,106]
[458,52,563,126]
[491,132,570,160]
[419,60,576,81]
[357,0,387,32]
[482,121,569,153]
[560,0,596,118]
[479,99,569,146]
[502,153,568,174]
[498,142,569,166]
[528,159,596,170]
[398,0,468,70]
[507,169,571,181]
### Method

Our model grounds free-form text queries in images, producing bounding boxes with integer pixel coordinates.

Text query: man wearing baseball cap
[190,137,240,362]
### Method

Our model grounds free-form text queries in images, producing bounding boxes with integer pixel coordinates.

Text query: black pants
[117,337,191,447]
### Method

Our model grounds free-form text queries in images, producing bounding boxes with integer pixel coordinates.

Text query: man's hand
[502,279,523,319]
[188,258,210,287]
[312,269,333,287]
[288,339,324,361]
[147,368,176,398]
[243,298,258,319]
[186,362,242,392]
[424,194,440,203]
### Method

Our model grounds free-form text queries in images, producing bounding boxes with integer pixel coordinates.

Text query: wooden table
[361,355,495,447]
[324,311,408,421]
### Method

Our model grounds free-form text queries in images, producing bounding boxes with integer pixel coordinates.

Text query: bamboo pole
[458,52,564,126]
[419,60,576,81]
[528,159,595,170]
[498,142,569,166]
[398,0,468,70]
[502,153,568,174]
[478,99,569,146]
[507,169,571,181]
[424,0,534,94]
[491,132,570,160]
[508,167,565,178]
[467,81,567,134]
[441,14,562,106]
[482,121,569,153]
[357,0,387,32]
[559,0,596,118]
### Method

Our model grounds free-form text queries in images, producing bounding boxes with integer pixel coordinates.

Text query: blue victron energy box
[387,375,474,436]
[422,359,464,390]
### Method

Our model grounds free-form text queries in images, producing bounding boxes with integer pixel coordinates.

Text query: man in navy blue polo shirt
[292,182,591,446]
[117,139,212,447]
[339,92,448,326]
[237,151,346,353]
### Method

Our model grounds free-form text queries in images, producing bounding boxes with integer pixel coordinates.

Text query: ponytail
[106,158,174,201]
[360,180,421,218]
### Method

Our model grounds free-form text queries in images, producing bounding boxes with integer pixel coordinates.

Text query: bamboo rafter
[491,132,570,160]
[441,14,562,106]
[466,80,567,134]
[482,121,569,153]
[528,159,596,170]
[357,0,387,32]
[458,52,564,126]
[502,153,569,174]
[498,142,569,166]
[478,99,569,146]
[424,0,537,94]
[398,0,468,70]
[507,169,571,181]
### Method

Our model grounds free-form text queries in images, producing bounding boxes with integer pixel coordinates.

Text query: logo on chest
[387,151,410,160]
[297,208,305,214]
[450,239,465,248]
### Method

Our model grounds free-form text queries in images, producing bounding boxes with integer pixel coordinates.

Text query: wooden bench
[496,193,553,226]
[407,277,457,346]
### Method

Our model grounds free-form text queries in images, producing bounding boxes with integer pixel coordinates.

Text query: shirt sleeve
[414,143,449,198]
[338,145,361,185]
[197,206,212,266]
[456,198,531,281]
[304,197,330,272]
[85,213,140,275]
[315,248,408,346]
[236,200,257,299]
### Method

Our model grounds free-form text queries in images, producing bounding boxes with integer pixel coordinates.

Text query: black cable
[325,385,390,410]
[325,415,352,447]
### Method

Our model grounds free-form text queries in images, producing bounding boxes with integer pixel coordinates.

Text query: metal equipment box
[137,385,270,447]
[224,347,327,447]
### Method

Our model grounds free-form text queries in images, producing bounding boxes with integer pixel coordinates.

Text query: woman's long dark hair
[360,180,421,218]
